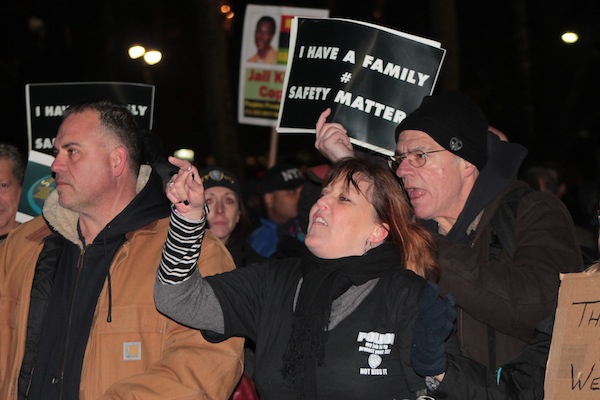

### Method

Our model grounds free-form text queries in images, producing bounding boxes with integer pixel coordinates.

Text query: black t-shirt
[205,258,427,399]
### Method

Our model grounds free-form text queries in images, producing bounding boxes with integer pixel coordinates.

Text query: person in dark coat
[412,256,600,399]
[315,92,583,371]
[156,157,447,399]
[247,163,306,257]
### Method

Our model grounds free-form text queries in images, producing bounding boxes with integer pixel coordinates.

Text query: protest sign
[238,4,328,127]
[545,272,600,399]
[26,82,154,156]
[16,82,155,222]
[277,18,445,156]
[16,151,56,223]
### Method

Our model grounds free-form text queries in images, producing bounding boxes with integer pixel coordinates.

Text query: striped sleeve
[157,204,210,284]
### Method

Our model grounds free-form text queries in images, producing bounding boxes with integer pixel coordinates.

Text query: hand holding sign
[277,17,445,156]
[315,108,354,162]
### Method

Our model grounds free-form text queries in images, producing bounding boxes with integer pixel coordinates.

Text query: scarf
[281,242,403,398]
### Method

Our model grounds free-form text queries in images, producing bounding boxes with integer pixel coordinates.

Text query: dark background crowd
[1,2,599,397]
[1,0,599,240]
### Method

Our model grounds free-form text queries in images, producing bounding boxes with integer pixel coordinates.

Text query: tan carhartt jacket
[0,166,243,399]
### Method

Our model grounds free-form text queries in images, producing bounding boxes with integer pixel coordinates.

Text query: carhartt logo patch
[123,342,142,361]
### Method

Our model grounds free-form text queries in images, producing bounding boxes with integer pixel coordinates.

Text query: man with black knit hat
[314,92,582,372]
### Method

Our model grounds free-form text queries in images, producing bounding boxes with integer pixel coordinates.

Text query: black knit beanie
[395,92,489,170]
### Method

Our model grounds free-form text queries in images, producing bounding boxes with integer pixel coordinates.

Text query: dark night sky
[1,0,599,184]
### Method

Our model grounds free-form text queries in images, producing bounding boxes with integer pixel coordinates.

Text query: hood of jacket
[442,132,528,241]
[42,165,171,248]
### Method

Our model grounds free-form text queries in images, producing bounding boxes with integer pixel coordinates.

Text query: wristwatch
[425,375,441,392]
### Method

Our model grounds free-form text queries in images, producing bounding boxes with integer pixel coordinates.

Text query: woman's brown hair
[324,157,439,281]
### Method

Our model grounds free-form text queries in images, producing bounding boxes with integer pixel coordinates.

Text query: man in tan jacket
[0,100,243,399]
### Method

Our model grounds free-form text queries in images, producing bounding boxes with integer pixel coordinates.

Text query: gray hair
[0,143,25,184]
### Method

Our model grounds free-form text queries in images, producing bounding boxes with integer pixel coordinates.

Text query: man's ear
[368,222,390,246]
[461,159,478,178]
[263,192,274,209]
[111,146,128,177]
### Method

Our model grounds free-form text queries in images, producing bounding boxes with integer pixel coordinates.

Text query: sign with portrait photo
[238,4,329,127]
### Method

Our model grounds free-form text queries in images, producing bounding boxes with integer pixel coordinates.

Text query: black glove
[411,281,456,377]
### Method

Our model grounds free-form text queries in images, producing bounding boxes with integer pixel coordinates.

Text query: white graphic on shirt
[399,397,435,400]
[368,354,382,368]
[357,331,395,376]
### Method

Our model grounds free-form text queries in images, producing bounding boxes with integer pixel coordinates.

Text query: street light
[128,45,146,59]
[220,3,234,21]
[128,45,162,65]
[561,31,579,44]
[143,50,162,65]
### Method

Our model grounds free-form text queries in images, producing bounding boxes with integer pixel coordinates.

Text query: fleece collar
[42,165,153,249]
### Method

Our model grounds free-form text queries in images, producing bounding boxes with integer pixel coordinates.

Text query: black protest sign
[26,82,155,155]
[277,18,445,155]
[16,82,155,222]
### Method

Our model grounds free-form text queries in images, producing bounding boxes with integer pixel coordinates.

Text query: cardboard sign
[545,272,600,399]
[277,17,445,156]
[237,4,329,127]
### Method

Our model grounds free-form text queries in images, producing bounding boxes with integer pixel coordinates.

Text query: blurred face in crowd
[395,129,476,233]
[0,158,22,236]
[255,20,275,52]
[264,187,302,224]
[51,110,121,215]
[305,175,387,259]
[205,186,241,243]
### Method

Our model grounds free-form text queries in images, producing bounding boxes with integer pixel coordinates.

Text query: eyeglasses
[388,149,448,170]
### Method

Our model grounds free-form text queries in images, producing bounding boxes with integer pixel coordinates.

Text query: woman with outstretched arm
[155,156,455,399]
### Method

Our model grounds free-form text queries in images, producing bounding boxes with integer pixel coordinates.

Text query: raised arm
[105,158,243,399]
[155,206,226,332]
[314,108,355,161]
[154,156,225,332]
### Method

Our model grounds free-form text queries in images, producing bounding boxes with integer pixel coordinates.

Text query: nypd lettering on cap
[281,168,303,182]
